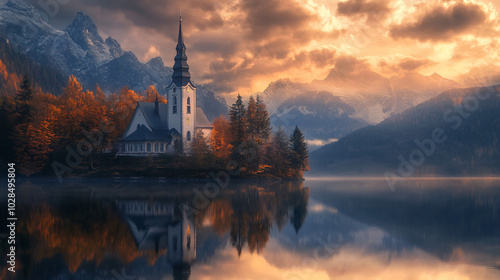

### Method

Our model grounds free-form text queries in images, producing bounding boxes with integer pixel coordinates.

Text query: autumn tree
[289,126,309,178]
[143,85,167,103]
[210,116,232,161]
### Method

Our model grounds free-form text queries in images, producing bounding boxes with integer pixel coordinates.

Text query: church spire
[172,14,191,87]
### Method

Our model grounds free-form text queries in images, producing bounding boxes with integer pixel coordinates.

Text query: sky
[9,0,500,98]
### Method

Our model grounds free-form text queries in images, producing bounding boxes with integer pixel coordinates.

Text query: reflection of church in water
[116,200,196,280]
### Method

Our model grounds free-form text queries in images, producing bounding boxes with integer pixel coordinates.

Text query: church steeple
[172,14,191,87]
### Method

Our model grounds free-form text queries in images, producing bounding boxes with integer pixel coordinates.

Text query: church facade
[118,16,212,156]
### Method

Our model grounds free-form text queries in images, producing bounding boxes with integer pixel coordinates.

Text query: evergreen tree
[229,94,247,163]
[269,127,291,178]
[245,96,260,173]
[16,75,33,120]
[246,96,258,137]
[289,126,309,178]
[256,95,271,142]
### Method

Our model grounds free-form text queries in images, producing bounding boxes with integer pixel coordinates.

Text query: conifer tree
[269,127,291,178]
[289,126,309,178]
[16,75,33,120]
[229,94,246,163]
[256,95,271,143]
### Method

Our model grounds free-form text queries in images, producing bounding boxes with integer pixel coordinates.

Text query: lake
[1,178,500,280]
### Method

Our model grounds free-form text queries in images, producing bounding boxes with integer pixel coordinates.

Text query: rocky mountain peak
[64,11,103,49]
[105,36,124,58]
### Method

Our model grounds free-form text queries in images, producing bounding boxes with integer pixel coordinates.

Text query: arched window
[173,96,178,114]
[154,143,158,152]
[160,144,164,152]
[187,97,191,114]
[147,143,151,152]
[187,131,191,141]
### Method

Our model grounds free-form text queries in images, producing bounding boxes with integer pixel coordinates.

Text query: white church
[118,16,212,156]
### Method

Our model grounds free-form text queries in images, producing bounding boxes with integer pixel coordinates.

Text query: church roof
[195,107,212,128]
[137,102,170,130]
[122,124,179,142]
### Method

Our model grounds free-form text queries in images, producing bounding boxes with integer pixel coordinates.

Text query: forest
[0,73,309,179]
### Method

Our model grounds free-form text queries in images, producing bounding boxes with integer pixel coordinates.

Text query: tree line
[1,76,309,178]
[194,94,309,179]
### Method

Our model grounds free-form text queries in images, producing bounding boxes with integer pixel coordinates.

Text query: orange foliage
[0,58,21,96]
[143,85,167,103]
[55,76,107,146]
[210,116,233,160]
[21,203,165,273]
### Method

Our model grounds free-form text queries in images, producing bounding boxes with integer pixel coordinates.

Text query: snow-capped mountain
[271,91,369,147]
[259,69,460,143]
[0,0,228,121]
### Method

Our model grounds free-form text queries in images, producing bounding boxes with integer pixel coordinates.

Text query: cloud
[390,2,488,42]
[143,45,160,62]
[398,57,434,71]
[337,0,391,23]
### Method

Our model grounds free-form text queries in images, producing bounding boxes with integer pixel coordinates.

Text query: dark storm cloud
[390,2,487,42]
[337,0,391,23]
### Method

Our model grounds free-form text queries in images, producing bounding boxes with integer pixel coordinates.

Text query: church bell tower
[166,15,196,151]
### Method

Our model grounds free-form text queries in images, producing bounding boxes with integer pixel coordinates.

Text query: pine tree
[229,94,246,164]
[246,96,258,137]
[16,75,33,120]
[245,96,260,173]
[256,95,271,142]
[289,126,309,178]
[269,127,291,178]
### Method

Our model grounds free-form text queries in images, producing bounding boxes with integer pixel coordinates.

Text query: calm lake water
[1,178,500,280]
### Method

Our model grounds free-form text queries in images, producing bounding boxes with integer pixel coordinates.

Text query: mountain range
[259,69,462,144]
[309,84,500,176]
[0,0,228,121]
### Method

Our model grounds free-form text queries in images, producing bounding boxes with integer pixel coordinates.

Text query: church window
[173,236,178,252]
[187,97,191,114]
[160,144,164,152]
[147,143,151,152]
[155,143,158,152]
[173,96,177,114]
[187,131,191,141]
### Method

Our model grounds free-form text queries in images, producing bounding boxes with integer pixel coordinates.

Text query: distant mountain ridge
[258,64,461,143]
[0,0,228,121]
[309,84,500,176]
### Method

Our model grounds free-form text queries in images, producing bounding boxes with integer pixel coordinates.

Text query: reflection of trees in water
[11,180,310,278]
[207,181,310,256]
